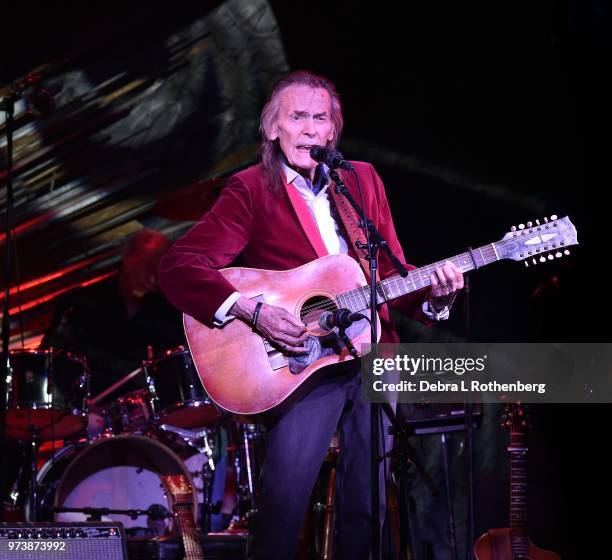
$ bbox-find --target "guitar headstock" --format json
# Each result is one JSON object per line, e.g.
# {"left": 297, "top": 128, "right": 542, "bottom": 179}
{"left": 494, "top": 215, "right": 578, "bottom": 266}
{"left": 161, "top": 474, "right": 193, "bottom": 497}
{"left": 501, "top": 402, "right": 531, "bottom": 434}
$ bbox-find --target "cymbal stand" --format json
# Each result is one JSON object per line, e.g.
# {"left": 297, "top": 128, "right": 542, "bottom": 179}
{"left": 240, "top": 423, "right": 257, "bottom": 514}
{"left": 27, "top": 423, "right": 42, "bottom": 522}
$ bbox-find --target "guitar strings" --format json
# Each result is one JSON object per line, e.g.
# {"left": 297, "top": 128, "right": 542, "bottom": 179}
{"left": 296, "top": 230, "right": 558, "bottom": 316}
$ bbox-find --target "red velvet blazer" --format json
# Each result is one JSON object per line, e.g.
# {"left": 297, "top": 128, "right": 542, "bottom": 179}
{"left": 158, "top": 161, "right": 430, "bottom": 342}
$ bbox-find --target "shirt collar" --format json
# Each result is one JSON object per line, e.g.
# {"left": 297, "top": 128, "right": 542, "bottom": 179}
{"left": 281, "top": 160, "right": 330, "bottom": 192}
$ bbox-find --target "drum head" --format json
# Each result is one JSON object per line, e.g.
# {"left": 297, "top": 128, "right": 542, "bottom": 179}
{"left": 53, "top": 435, "right": 197, "bottom": 533}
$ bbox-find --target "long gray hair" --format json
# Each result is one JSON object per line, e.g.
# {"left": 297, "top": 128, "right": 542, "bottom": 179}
{"left": 260, "top": 70, "right": 344, "bottom": 191}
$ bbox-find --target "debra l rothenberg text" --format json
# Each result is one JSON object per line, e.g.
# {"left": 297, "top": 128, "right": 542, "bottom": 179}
{"left": 371, "top": 379, "right": 547, "bottom": 394}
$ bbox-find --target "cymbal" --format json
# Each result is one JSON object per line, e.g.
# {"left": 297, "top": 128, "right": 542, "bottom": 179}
{"left": 154, "top": 177, "right": 227, "bottom": 221}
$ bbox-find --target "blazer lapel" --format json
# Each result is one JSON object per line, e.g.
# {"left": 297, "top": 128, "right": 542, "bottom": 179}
{"left": 282, "top": 172, "right": 329, "bottom": 259}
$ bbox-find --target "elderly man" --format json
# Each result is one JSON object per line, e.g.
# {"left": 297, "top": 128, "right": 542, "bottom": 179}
{"left": 159, "top": 70, "right": 463, "bottom": 559}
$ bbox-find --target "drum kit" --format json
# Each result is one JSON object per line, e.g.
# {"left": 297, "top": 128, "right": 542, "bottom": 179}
{"left": 2, "top": 345, "right": 262, "bottom": 538}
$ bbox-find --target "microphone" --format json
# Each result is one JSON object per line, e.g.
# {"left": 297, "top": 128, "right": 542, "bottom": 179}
{"left": 310, "top": 146, "right": 354, "bottom": 171}
{"left": 318, "top": 308, "right": 365, "bottom": 331}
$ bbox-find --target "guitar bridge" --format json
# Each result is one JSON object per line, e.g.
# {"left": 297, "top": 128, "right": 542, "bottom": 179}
{"left": 263, "top": 340, "right": 288, "bottom": 370}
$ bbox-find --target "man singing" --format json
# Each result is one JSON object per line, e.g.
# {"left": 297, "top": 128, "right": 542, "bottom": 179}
{"left": 159, "top": 70, "right": 463, "bottom": 559}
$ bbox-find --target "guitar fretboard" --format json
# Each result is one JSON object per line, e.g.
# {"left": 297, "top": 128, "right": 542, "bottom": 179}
{"left": 337, "top": 243, "right": 500, "bottom": 312}
{"left": 175, "top": 503, "right": 204, "bottom": 560}
{"left": 509, "top": 429, "right": 529, "bottom": 556}
{"left": 162, "top": 474, "right": 204, "bottom": 560}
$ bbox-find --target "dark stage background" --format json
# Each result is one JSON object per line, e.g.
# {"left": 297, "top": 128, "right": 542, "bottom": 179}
{"left": 1, "top": 1, "right": 610, "bottom": 558}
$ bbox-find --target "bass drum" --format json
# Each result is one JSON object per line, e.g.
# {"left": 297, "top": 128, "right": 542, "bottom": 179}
{"left": 33, "top": 435, "right": 196, "bottom": 533}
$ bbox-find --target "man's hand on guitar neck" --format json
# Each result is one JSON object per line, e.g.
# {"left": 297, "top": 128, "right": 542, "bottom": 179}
{"left": 428, "top": 261, "right": 464, "bottom": 312}
{"left": 230, "top": 296, "right": 309, "bottom": 354}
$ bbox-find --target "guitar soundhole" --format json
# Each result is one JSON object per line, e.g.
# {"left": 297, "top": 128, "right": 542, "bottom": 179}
{"left": 300, "top": 295, "right": 337, "bottom": 336}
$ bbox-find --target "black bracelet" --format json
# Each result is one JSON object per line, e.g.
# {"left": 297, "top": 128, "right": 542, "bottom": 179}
{"left": 251, "top": 301, "right": 263, "bottom": 328}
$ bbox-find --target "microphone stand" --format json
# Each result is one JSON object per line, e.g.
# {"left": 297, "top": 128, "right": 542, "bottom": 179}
{"left": 0, "top": 87, "right": 20, "bottom": 508}
{"left": 463, "top": 273, "right": 476, "bottom": 560}
{"left": 0, "top": 76, "right": 53, "bottom": 509}
{"left": 328, "top": 168, "right": 408, "bottom": 560}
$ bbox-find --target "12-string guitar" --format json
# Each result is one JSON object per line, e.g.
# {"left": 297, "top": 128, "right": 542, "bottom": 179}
{"left": 184, "top": 215, "right": 578, "bottom": 418}
{"left": 473, "top": 403, "right": 560, "bottom": 560}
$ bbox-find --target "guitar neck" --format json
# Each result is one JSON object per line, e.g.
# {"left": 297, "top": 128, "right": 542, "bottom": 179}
{"left": 175, "top": 504, "right": 204, "bottom": 560}
{"left": 509, "top": 416, "right": 529, "bottom": 557}
{"left": 162, "top": 475, "right": 204, "bottom": 560}
{"left": 337, "top": 243, "right": 499, "bottom": 312}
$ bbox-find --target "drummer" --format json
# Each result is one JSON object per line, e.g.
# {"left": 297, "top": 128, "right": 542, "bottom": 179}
{"left": 42, "top": 229, "right": 185, "bottom": 399}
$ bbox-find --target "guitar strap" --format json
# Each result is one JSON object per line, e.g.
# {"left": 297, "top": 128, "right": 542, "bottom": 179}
{"left": 328, "top": 172, "right": 378, "bottom": 282}
{"left": 281, "top": 167, "right": 377, "bottom": 282}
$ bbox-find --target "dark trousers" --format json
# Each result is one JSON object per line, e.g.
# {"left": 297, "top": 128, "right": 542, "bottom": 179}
{"left": 248, "top": 365, "right": 384, "bottom": 560}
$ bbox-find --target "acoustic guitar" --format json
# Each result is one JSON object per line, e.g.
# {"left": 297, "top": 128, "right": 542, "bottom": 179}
{"left": 184, "top": 216, "right": 578, "bottom": 418}
{"left": 473, "top": 403, "right": 560, "bottom": 560}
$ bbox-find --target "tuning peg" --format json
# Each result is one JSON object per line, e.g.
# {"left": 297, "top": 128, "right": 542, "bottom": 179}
{"left": 548, "top": 254, "right": 554, "bottom": 260}
{"left": 555, "top": 251, "right": 562, "bottom": 258}
{"left": 564, "top": 249, "right": 570, "bottom": 256}
{"left": 532, "top": 258, "right": 537, "bottom": 265}
{"left": 519, "top": 223, "right": 525, "bottom": 229}
{"left": 526, "top": 221, "right": 533, "bottom": 228}
{"left": 511, "top": 226, "right": 517, "bottom": 232}
{"left": 551, "top": 214, "right": 558, "bottom": 221}
{"left": 535, "top": 219, "right": 541, "bottom": 225}
{"left": 543, "top": 217, "right": 549, "bottom": 223}
{"left": 524, "top": 261, "right": 529, "bottom": 267}
{"left": 539, "top": 256, "right": 546, "bottom": 263}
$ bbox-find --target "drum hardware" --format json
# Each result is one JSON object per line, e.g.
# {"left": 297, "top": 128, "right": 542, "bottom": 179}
{"left": 222, "top": 422, "right": 262, "bottom": 533}
{"left": 239, "top": 424, "right": 257, "bottom": 515}
{"left": 4, "top": 344, "right": 256, "bottom": 538}
{"left": 3, "top": 443, "right": 28, "bottom": 509}
{"left": 53, "top": 504, "right": 172, "bottom": 522}
{"left": 159, "top": 424, "right": 215, "bottom": 471}
{"left": 159, "top": 423, "right": 218, "bottom": 533}
{"left": 28, "top": 434, "right": 40, "bottom": 522}
{"left": 297, "top": 434, "right": 340, "bottom": 559}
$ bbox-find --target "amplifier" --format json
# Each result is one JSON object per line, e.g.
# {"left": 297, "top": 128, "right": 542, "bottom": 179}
{"left": 398, "top": 402, "right": 483, "bottom": 435}
{"left": 0, "top": 522, "right": 127, "bottom": 560}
